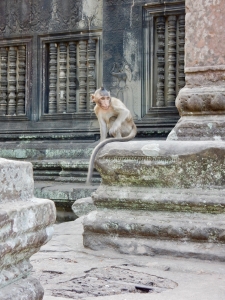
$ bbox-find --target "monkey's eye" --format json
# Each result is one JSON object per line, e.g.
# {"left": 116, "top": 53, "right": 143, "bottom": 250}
{"left": 100, "top": 96, "right": 110, "bottom": 100}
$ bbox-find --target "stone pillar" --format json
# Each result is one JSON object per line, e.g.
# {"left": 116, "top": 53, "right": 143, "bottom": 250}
{"left": 167, "top": 0, "right": 225, "bottom": 141}
{"left": 0, "top": 158, "right": 56, "bottom": 299}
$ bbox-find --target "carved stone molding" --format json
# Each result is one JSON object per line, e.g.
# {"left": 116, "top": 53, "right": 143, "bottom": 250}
{"left": 0, "top": 47, "right": 8, "bottom": 116}
{"left": 167, "top": 15, "right": 177, "bottom": 107}
{"left": 68, "top": 42, "right": 77, "bottom": 113}
{"left": 87, "top": 38, "right": 96, "bottom": 111}
{"left": 49, "top": 43, "right": 57, "bottom": 114}
{"left": 176, "top": 87, "right": 225, "bottom": 116}
{"left": 178, "top": 15, "right": 185, "bottom": 90}
{"left": 7, "top": 46, "right": 17, "bottom": 115}
{"left": 58, "top": 42, "right": 67, "bottom": 113}
{"left": 17, "top": 45, "right": 26, "bottom": 115}
{"left": 168, "top": 84, "right": 225, "bottom": 140}
{"left": 78, "top": 40, "right": 87, "bottom": 112}
{"left": 156, "top": 16, "right": 165, "bottom": 107}
{"left": 185, "top": 70, "right": 225, "bottom": 88}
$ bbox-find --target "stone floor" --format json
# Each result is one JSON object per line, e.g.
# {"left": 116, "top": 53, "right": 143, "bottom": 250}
{"left": 31, "top": 217, "right": 225, "bottom": 300}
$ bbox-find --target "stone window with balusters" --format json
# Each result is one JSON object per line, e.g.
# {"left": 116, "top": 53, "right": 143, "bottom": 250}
{"left": 143, "top": 1, "right": 185, "bottom": 120}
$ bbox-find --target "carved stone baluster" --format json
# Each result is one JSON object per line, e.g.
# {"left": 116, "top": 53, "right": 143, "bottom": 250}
{"left": 78, "top": 40, "right": 87, "bottom": 112}
{"left": 0, "top": 47, "right": 8, "bottom": 115}
{"left": 17, "top": 45, "right": 26, "bottom": 115}
{"left": 68, "top": 42, "right": 76, "bottom": 113}
{"left": 167, "top": 16, "right": 177, "bottom": 107}
{"left": 58, "top": 42, "right": 67, "bottom": 113}
{"left": 49, "top": 43, "right": 57, "bottom": 114}
{"left": 7, "top": 46, "right": 17, "bottom": 115}
{"left": 156, "top": 16, "right": 165, "bottom": 107}
{"left": 178, "top": 15, "right": 185, "bottom": 90}
{"left": 87, "top": 38, "right": 96, "bottom": 111}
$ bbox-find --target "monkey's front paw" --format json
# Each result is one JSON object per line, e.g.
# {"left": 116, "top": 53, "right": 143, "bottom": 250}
{"left": 109, "top": 126, "right": 119, "bottom": 136}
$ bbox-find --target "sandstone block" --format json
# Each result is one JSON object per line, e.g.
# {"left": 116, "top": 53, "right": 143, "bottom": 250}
{"left": 0, "top": 158, "right": 56, "bottom": 299}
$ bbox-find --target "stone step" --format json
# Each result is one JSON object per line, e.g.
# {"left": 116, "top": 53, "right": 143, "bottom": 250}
{"left": 34, "top": 181, "right": 98, "bottom": 222}
{"left": 0, "top": 141, "right": 96, "bottom": 160}
{"left": 92, "top": 185, "right": 225, "bottom": 214}
{"left": 83, "top": 209, "right": 225, "bottom": 261}
{"left": 32, "top": 159, "right": 101, "bottom": 182}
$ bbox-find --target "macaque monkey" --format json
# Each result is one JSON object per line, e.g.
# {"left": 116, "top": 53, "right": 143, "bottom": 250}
{"left": 86, "top": 87, "right": 137, "bottom": 184}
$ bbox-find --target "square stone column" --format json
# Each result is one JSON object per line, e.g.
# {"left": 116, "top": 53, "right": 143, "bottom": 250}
{"left": 167, "top": 0, "right": 225, "bottom": 141}
{"left": 0, "top": 158, "right": 56, "bottom": 299}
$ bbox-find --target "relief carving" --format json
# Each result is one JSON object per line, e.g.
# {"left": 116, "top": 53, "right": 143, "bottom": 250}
{"left": 176, "top": 91, "right": 225, "bottom": 115}
{"left": 186, "top": 95, "right": 204, "bottom": 112}
{"left": 0, "top": 0, "right": 82, "bottom": 34}
{"left": 0, "top": 2, "right": 7, "bottom": 33}
{"left": 110, "top": 62, "right": 136, "bottom": 116}
{"left": 210, "top": 94, "right": 225, "bottom": 111}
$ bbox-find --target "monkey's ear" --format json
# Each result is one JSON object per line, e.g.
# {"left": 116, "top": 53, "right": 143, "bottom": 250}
{"left": 91, "top": 94, "right": 95, "bottom": 102}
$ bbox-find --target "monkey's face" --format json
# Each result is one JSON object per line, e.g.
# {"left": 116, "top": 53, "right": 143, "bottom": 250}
{"left": 98, "top": 96, "right": 111, "bottom": 110}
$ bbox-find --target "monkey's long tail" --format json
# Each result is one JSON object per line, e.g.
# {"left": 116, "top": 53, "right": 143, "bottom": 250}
{"left": 86, "top": 124, "right": 137, "bottom": 185}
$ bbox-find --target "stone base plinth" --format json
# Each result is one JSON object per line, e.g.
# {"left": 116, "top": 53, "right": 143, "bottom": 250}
{"left": 84, "top": 209, "right": 225, "bottom": 261}
{"left": 0, "top": 277, "right": 44, "bottom": 300}
{"left": 0, "top": 158, "right": 56, "bottom": 299}
{"left": 167, "top": 85, "right": 225, "bottom": 141}
{"left": 83, "top": 141, "right": 225, "bottom": 260}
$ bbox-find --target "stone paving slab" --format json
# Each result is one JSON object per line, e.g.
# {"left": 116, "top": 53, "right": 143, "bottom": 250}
{"left": 31, "top": 218, "right": 225, "bottom": 300}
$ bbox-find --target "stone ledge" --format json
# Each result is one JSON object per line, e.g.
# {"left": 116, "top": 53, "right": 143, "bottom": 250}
{"left": 95, "top": 141, "right": 225, "bottom": 188}
{"left": 93, "top": 185, "right": 225, "bottom": 213}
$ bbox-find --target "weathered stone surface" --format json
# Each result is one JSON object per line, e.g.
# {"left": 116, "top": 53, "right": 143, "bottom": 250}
{"left": 72, "top": 197, "right": 96, "bottom": 217}
{"left": 83, "top": 209, "right": 225, "bottom": 261}
{"left": 0, "top": 277, "right": 44, "bottom": 300}
{"left": 31, "top": 219, "right": 225, "bottom": 300}
{"left": 94, "top": 141, "right": 225, "bottom": 188}
{"left": 92, "top": 185, "right": 225, "bottom": 214}
{"left": 0, "top": 158, "right": 34, "bottom": 201}
{"left": 169, "top": 0, "right": 225, "bottom": 140}
{"left": 83, "top": 141, "right": 225, "bottom": 260}
{"left": 185, "top": 0, "right": 225, "bottom": 68}
{"left": 0, "top": 158, "right": 56, "bottom": 299}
